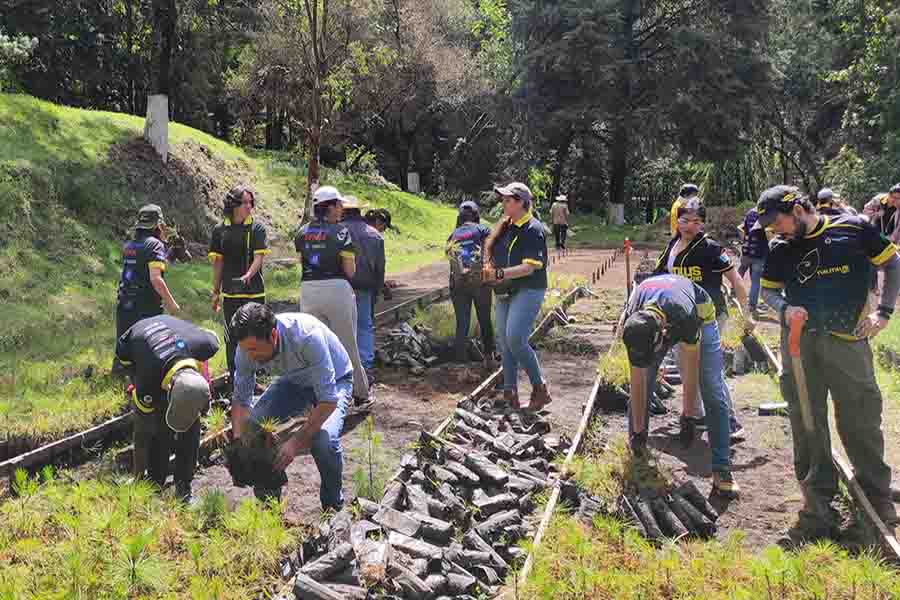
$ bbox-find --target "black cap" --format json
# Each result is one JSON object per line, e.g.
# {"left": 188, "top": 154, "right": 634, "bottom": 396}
{"left": 752, "top": 185, "right": 803, "bottom": 230}
{"left": 622, "top": 311, "right": 662, "bottom": 368}
{"left": 890, "top": 183, "right": 900, "bottom": 195}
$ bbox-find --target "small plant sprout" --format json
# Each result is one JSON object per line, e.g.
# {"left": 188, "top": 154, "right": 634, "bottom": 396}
{"left": 350, "top": 416, "right": 391, "bottom": 501}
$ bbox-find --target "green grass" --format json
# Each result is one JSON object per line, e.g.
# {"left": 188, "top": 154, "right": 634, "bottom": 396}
{"left": 0, "top": 468, "right": 298, "bottom": 599}
{"left": 0, "top": 93, "right": 458, "bottom": 441}
{"left": 523, "top": 512, "right": 899, "bottom": 600}
{"left": 567, "top": 214, "right": 664, "bottom": 248}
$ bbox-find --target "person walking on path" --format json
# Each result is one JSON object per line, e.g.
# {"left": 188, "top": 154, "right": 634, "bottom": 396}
{"left": 295, "top": 186, "right": 370, "bottom": 405}
{"left": 115, "top": 315, "right": 219, "bottom": 502}
{"left": 340, "top": 195, "right": 385, "bottom": 384}
{"left": 483, "top": 182, "right": 551, "bottom": 411}
{"left": 619, "top": 274, "right": 739, "bottom": 497}
{"left": 737, "top": 205, "right": 770, "bottom": 318}
{"left": 550, "top": 194, "right": 570, "bottom": 250}
{"left": 209, "top": 185, "right": 270, "bottom": 382}
{"left": 447, "top": 201, "right": 495, "bottom": 367}
{"left": 757, "top": 185, "right": 900, "bottom": 545}
{"left": 115, "top": 205, "right": 180, "bottom": 366}
{"left": 229, "top": 303, "right": 351, "bottom": 509}
{"left": 654, "top": 197, "right": 753, "bottom": 441}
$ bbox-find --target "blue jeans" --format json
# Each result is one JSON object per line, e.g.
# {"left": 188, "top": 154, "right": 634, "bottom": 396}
{"left": 630, "top": 321, "right": 731, "bottom": 472}
{"left": 748, "top": 258, "right": 765, "bottom": 310}
{"left": 355, "top": 289, "right": 375, "bottom": 370}
{"left": 250, "top": 375, "right": 351, "bottom": 510}
{"left": 495, "top": 287, "right": 545, "bottom": 391}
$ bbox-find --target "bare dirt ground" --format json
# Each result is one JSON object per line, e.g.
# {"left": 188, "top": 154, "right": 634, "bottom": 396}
{"left": 191, "top": 249, "right": 617, "bottom": 525}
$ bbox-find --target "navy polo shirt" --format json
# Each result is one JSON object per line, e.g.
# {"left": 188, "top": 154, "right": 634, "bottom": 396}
{"left": 295, "top": 221, "right": 355, "bottom": 281}
{"left": 492, "top": 213, "right": 548, "bottom": 290}
{"left": 208, "top": 216, "right": 270, "bottom": 299}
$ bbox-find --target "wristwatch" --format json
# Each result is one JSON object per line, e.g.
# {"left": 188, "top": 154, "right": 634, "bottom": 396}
{"left": 495, "top": 268, "right": 505, "bottom": 281}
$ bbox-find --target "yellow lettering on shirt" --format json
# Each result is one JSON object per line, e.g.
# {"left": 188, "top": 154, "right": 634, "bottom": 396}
{"left": 817, "top": 265, "right": 850, "bottom": 276}
{"left": 671, "top": 265, "right": 703, "bottom": 281}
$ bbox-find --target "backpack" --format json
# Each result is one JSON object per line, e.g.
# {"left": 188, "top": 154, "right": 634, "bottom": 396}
{"left": 447, "top": 240, "right": 484, "bottom": 290}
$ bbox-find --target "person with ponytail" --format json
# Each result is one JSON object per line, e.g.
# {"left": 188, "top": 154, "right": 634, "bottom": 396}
{"left": 482, "top": 182, "right": 550, "bottom": 411}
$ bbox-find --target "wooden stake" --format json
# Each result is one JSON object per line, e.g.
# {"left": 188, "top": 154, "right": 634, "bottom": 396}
{"left": 625, "top": 238, "right": 632, "bottom": 298}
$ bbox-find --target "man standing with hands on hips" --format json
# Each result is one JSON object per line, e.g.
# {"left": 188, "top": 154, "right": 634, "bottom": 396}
{"left": 757, "top": 185, "right": 900, "bottom": 544}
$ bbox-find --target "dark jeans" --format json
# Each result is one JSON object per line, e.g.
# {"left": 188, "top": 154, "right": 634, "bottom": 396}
{"left": 450, "top": 285, "right": 495, "bottom": 362}
{"left": 223, "top": 297, "right": 263, "bottom": 377}
{"left": 553, "top": 224, "right": 568, "bottom": 249}
{"left": 132, "top": 399, "right": 201, "bottom": 489}
{"left": 116, "top": 300, "right": 163, "bottom": 339}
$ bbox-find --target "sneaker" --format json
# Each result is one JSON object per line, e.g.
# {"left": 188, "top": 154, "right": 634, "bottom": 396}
{"left": 678, "top": 415, "right": 697, "bottom": 448}
{"left": 730, "top": 423, "right": 746, "bottom": 442}
{"left": 630, "top": 430, "right": 649, "bottom": 458}
{"left": 712, "top": 469, "right": 740, "bottom": 498}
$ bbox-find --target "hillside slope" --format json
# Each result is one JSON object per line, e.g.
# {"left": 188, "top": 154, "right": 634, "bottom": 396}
{"left": 0, "top": 94, "right": 457, "bottom": 440}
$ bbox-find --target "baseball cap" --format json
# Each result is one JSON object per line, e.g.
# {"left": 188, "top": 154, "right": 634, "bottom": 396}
{"left": 817, "top": 188, "right": 834, "bottom": 203}
{"left": 679, "top": 183, "right": 699, "bottom": 198}
{"left": 341, "top": 195, "right": 369, "bottom": 210}
{"left": 165, "top": 367, "right": 211, "bottom": 432}
{"left": 676, "top": 197, "right": 706, "bottom": 221}
{"left": 135, "top": 204, "right": 166, "bottom": 230}
{"left": 459, "top": 200, "right": 480, "bottom": 214}
{"left": 494, "top": 182, "right": 533, "bottom": 204}
{"left": 556, "top": 194, "right": 568, "bottom": 202}
{"left": 890, "top": 183, "right": 900, "bottom": 195}
{"left": 313, "top": 186, "right": 344, "bottom": 207}
{"left": 622, "top": 311, "right": 663, "bottom": 368}
{"left": 752, "top": 185, "right": 802, "bottom": 230}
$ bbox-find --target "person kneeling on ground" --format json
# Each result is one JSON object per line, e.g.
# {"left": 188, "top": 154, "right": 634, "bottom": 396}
{"left": 115, "top": 315, "right": 219, "bottom": 502}
{"left": 619, "top": 274, "right": 738, "bottom": 497}
{"left": 228, "top": 302, "right": 351, "bottom": 510}
{"left": 756, "top": 185, "right": 900, "bottom": 544}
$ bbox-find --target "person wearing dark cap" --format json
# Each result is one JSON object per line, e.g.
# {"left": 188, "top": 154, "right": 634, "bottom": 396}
{"left": 115, "top": 315, "right": 219, "bottom": 501}
{"left": 618, "top": 274, "right": 738, "bottom": 497}
{"left": 757, "top": 185, "right": 900, "bottom": 544}
{"left": 295, "top": 186, "right": 370, "bottom": 406}
{"left": 115, "top": 205, "right": 180, "bottom": 345}
{"left": 737, "top": 204, "right": 770, "bottom": 317}
{"left": 447, "top": 201, "right": 495, "bottom": 367}
{"left": 209, "top": 185, "right": 270, "bottom": 383}
{"left": 670, "top": 183, "right": 699, "bottom": 237}
{"left": 654, "top": 197, "right": 752, "bottom": 441}
{"left": 341, "top": 195, "right": 386, "bottom": 382}
{"left": 815, "top": 188, "right": 856, "bottom": 216}
{"left": 550, "top": 195, "right": 570, "bottom": 250}
{"left": 482, "top": 182, "right": 550, "bottom": 410}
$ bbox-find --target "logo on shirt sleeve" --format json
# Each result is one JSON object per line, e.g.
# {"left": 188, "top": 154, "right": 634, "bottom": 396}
{"left": 796, "top": 248, "right": 820, "bottom": 284}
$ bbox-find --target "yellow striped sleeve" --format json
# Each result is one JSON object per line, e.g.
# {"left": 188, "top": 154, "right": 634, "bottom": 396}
{"left": 697, "top": 302, "right": 716, "bottom": 324}
{"left": 254, "top": 249, "right": 272, "bottom": 255}
{"left": 148, "top": 261, "right": 166, "bottom": 271}
{"left": 523, "top": 258, "right": 544, "bottom": 267}
{"left": 761, "top": 278, "right": 784, "bottom": 289}
{"left": 118, "top": 359, "right": 133, "bottom": 366}
{"left": 870, "top": 243, "right": 899, "bottom": 266}
{"left": 339, "top": 251, "right": 355, "bottom": 259}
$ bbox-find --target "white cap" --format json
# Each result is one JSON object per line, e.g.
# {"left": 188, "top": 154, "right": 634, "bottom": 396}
{"left": 313, "top": 186, "right": 344, "bottom": 206}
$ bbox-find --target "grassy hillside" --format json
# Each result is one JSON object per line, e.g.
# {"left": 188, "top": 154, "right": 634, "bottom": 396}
{"left": 0, "top": 94, "right": 457, "bottom": 440}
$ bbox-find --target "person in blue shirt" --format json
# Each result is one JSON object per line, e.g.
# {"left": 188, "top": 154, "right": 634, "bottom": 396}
{"left": 447, "top": 201, "right": 495, "bottom": 367}
{"left": 737, "top": 205, "right": 770, "bottom": 317}
{"left": 229, "top": 302, "right": 352, "bottom": 510}
{"left": 482, "top": 182, "right": 550, "bottom": 411}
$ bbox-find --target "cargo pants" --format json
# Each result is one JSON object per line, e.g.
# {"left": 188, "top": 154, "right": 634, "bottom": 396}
{"left": 132, "top": 397, "right": 201, "bottom": 491}
{"left": 778, "top": 329, "right": 893, "bottom": 521}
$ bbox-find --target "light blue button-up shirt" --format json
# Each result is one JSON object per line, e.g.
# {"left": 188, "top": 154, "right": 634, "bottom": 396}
{"left": 233, "top": 313, "right": 353, "bottom": 408}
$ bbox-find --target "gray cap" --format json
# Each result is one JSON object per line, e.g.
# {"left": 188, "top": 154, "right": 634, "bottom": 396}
{"left": 135, "top": 204, "right": 166, "bottom": 230}
{"left": 817, "top": 188, "right": 834, "bottom": 202}
{"left": 459, "top": 200, "right": 480, "bottom": 213}
{"left": 165, "top": 368, "right": 210, "bottom": 432}
{"left": 494, "top": 182, "right": 533, "bottom": 204}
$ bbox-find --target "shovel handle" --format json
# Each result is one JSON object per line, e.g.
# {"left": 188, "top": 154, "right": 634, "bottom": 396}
{"left": 787, "top": 310, "right": 806, "bottom": 358}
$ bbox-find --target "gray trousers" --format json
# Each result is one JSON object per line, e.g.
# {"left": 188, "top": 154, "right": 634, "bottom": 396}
{"left": 300, "top": 279, "right": 369, "bottom": 399}
{"left": 779, "top": 329, "right": 892, "bottom": 518}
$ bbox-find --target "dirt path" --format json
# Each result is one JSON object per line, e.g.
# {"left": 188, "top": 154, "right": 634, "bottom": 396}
{"left": 191, "top": 249, "right": 617, "bottom": 524}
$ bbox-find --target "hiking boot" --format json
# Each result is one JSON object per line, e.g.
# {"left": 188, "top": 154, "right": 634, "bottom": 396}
{"left": 678, "top": 415, "right": 697, "bottom": 448}
{"left": 528, "top": 383, "right": 553, "bottom": 412}
{"left": 504, "top": 389, "right": 521, "bottom": 410}
{"left": 630, "top": 430, "right": 649, "bottom": 458}
{"left": 175, "top": 481, "right": 193, "bottom": 504}
{"left": 712, "top": 469, "right": 740, "bottom": 498}
{"left": 730, "top": 422, "right": 747, "bottom": 442}
{"left": 777, "top": 511, "right": 837, "bottom": 550}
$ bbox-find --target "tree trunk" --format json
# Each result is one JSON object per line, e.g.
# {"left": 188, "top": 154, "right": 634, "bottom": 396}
{"left": 607, "top": 0, "right": 638, "bottom": 211}
{"left": 152, "top": 0, "right": 177, "bottom": 96}
{"left": 550, "top": 128, "right": 574, "bottom": 200}
{"left": 125, "top": 0, "right": 136, "bottom": 115}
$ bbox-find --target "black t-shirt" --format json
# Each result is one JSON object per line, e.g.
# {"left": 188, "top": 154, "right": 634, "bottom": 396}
{"left": 117, "top": 232, "right": 168, "bottom": 307}
{"left": 654, "top": 233, "right": 733, "bottom": 316}
{"left": 115, "top": 315, "right": 220, "bottom": 409}
{"left": 491, "top": 214, "right": 548, "bottom": 290}
{"left": 624, "top": 274, "right": 716, "bottom": 353}
{"left": 448, "top": 223, "right": 491, "bottom": 268}
{"left": 295, "top": 220, "right": 355, "bottom": 281}
{"left": 762, "top": 215, "right": 898, "bottom": 338}
{"left": 209, "top": 217, "right": 269, "bottom": 299}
